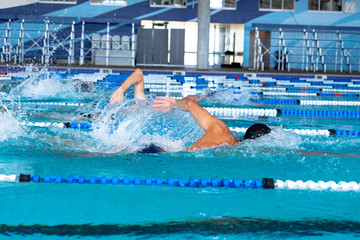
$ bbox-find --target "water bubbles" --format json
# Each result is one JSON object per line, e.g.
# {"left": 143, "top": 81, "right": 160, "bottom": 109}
{"left": 9, "top": 69, "right": 93, "bottom": 101}
{"left": 241, "top": 127, "right": 302, "bottom": 150}
{"left": 198, "top": 86, "right": 251, "bottom": 106}
{"left": 0, "top": 100, "right": 26, "bottom": 142}
{"left": 82, "top": 97, "right": 199, "bottom": 154}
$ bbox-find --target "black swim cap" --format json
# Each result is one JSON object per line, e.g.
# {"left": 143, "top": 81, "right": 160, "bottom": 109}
{"left": 243, "top": 123, "right": 271, "bottom": 140}
{"left": 138, "top": 143, "right": 165, "bottom": 154}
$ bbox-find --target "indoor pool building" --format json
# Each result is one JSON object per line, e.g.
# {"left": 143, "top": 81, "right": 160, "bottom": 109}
{"left": 0, "top": 0, "right": 359, "bottom": 239}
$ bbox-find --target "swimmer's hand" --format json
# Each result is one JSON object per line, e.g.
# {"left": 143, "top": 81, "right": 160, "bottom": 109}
{"left": 152, "top": 97, "right": 176, "bottom": 112}
{"left": 110, "top": 87, "right": 125, "bottom": 104}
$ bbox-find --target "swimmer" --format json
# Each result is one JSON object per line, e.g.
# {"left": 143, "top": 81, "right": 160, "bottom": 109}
{"left": 110, "top": 69, "right": 271, "bottom": 152}
{"left": 72, "top": 79, "right": 93, "bottom": 92}
{"left": 152, "top": 97, "right": 271, "bottom": 151}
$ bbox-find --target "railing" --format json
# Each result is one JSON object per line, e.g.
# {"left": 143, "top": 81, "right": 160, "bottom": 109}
{"left": 0, "top": 19, "right": 136, "bottom": 67}
{"left": 253, "top": 26, "right": 360, "bottom": 73}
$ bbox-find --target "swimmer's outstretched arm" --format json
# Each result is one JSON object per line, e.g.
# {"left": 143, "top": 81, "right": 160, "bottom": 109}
{"left": 153, "top": 96, "right": 217, "bottom": 130}
{"left": 110, "top": 68, "right": 145, "bottom": 103}
{"left": 151, "top": 94, "right": 207, "bottom": 111}
{"left": 153, "top": 96, "right": 237, "bottom": 151}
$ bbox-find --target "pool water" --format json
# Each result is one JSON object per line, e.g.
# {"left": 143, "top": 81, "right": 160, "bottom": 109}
{"left": 0, "top": 69, "right": 360, "bottom": 239}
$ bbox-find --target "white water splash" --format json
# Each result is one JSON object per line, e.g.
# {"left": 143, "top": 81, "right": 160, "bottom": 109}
{"left": 9, "top": 70, "right": 91, "bottom": 100}
{"left": 81, "top": 100, "right": 185, "bottom": 153}
{"left": 0, "top": 106, "right": 25, "bottom": 142}
{"left": 86, "top": 99, "right": 197, "bottom": 154}
{"left": 241, "top": 127, "right": 302, "bottom": 150}
{"left": 199, "top": 86, "right": 251, "bottom": 106}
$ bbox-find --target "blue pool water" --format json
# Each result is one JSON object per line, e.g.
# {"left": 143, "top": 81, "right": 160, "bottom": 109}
{"left": 0, "top": 69, "right": 360, "bottom": 239}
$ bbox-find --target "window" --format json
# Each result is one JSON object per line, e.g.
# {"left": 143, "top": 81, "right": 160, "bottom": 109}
{"left": 210, "top": 0, "right": 236, "bottom": 9}
{"left": 150, "top": 0, "right": 187, "bottom": 7}
{"left": 308, "top": 0, "right": 342, "bottom": 11}
{"left": 39, "top": 0, "right": 76, "bottom": 3}
{"left": 91, "top": 0, "right": 127, "bottom": 6}
{"left": 259, "top": 0, "right": 295, "bottom": 10}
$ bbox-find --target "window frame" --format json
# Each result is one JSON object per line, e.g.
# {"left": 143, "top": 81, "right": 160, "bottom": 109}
{"left": 90, "top": 0, "right": 127, "bottom": 6}
{"left": 258, "top": 0, "right": 296, "bottom": 12}
{"left": 308, "top": 0, "right": 344, "bottom": 12}
{"left": 210, "top": 0, "right": 237, "bottom": 10}
{"left": 149, "top": 0, "right": 187, "bottom": 8}
{"left": 39, "top": 0, "right": 77, "bottom": 4}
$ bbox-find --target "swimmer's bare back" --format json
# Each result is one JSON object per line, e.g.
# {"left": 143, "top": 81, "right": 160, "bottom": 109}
{"left": 153, "top": 96, "right": 239, "bottom": 152}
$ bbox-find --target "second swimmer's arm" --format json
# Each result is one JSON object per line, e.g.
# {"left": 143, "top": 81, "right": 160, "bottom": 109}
{"left": 110, "top": 68, "right": 145, "bottom": 103}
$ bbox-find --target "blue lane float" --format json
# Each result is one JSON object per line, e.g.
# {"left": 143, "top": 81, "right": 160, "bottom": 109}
{"left": 251, "top": 99, "right": 299, "bottom": 105}
{"left": 18, "top": 174, "right": 266, "bottom": 189}
{"left": 280, "top": 109, "right": 360, "bottom": 118}
{"left": 0, "top": 174, "right": 357, "bottom": 192}
{"left": 251, "top": 92, "right": 360, "bottom": 97}
{"left": 251, "top": 99, "right": 360, "bottom": 106}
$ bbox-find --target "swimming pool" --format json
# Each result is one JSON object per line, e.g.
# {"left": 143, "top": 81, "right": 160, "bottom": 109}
{"left": 0, "top": 67, "right": 360, "bottom": 239}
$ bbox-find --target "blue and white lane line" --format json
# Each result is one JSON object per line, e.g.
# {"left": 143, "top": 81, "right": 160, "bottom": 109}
{"left": 0, "top": 174, "right": 359, "bottom": 192}
{"left": 20, "top": 121, "right": 360, "bottom": 137}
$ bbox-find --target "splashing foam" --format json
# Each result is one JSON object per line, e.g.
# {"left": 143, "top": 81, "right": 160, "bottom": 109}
{"left": 0, "top": 108, "right": 25, "bottom": 142}
{"left": 198, "top": 86, "right": 251, "bottom": 106}
{"left": 9, "top": 70, "right": 88, "bottom": 100}
{"left": 241, "top": 127, "right": 302, "bottom": 150}
{"left": 87, "top": 99, "right": 197, "bottom": 154}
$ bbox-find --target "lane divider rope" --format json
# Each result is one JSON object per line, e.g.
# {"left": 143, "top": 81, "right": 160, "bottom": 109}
{"left": 229, "top": 127, "right": 360, "bottom": 137}
{"left": 204, "top": 107, "right": 278, "bottom": 117}
{"left": 18, "top": 102, "right": 85, "bottom": 106}
{"left": 0, "top": 174, "right": 359, "bottom": 192}
{"left": 204, "top": 107, "right": 360, "bottom": 119}
{"left": 251, "top": 99, "right": 360, "bottom": 106}
{"left": 22, "top": 105, "right": 358, "bottom": 120}
{"left": 258, "top": 92, "right": 359, "bottom": 97}
{"left": 20, "top": 121, "right": 360, "bottom": 137}
{"left": 10, "top": 99, "right": 360, "bottom": 108}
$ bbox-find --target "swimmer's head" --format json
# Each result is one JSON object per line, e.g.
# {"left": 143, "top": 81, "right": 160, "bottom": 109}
{"left": 74, "top": 81, "right": 92, "bottom": 92}
{"left": 138, "top": 143, "right": 165, "bottom": 154}
{"left": 243, "top": 123, "right": 271, "bottom": 140}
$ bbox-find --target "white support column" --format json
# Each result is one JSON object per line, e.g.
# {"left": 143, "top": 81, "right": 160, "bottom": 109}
{"left": 46, "top": 21, "right": 50, "bottom": 64}
{"left": 311, "top": 29, "right": 316, "bottom": 72}
{"left": 253, "top": 27, "right": 259, "bottom": 70}
{"left": 197, "top": 0, "right": 210, "bottom": 70}
{"left": 315, "top": 33, "right": 320, "bottom": 72}
{"left": 80, "top": 21, "right": 85, "bottom": 65}
{"left": 339, "top": 32, "right": 343, "bottom": 72}
{"left": 68, "top": 21, "right": 75, "bottom": 65}
{"left": 302, "top": 29, "right": 306, "bottom": 71}
{"left": 306, "top": 30, "right": 310, "bottom": 72}
{"left": 335, "top": 31, "right": 339, "bottom": 72}
{"left": 42, "top": 21, "right": 49, "bottom": 65}
{"left": 131, "top": 23, "right": 136, "bottom": 67}
{"left": 256, "top": 42, "right": 262, "bottom": 70}
{"left": 280, "top": 29, "right": 286, "bottom": 71}
{"left": 5, "top": 19, "right": 12, "bottom": 62}
{"left": 19, "top": 19, "right": 25, "bottom": 63}
{"left": 105, "top": 22, "right": 110, "bottom": 67}
{"left": 278, "top": 28, "right": 284, "bottom": 71}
